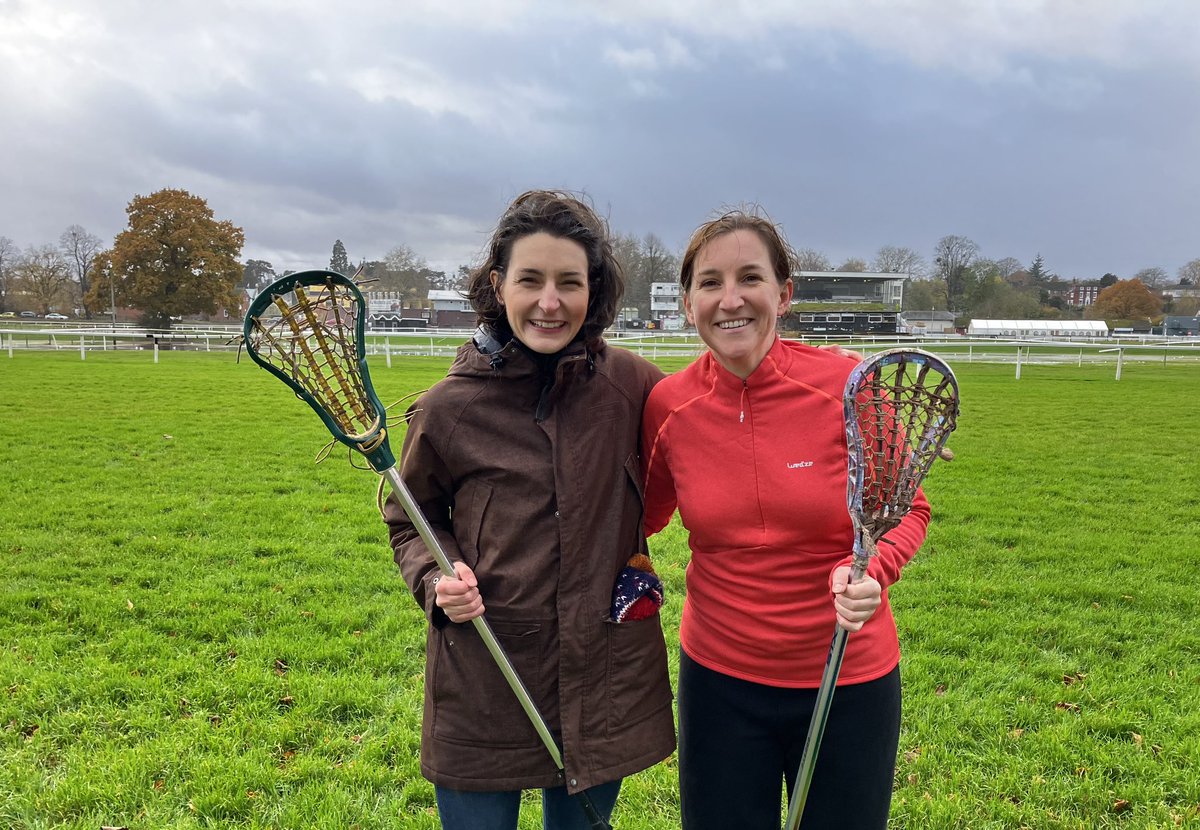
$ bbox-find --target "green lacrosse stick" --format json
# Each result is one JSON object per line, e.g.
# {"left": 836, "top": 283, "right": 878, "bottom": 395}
{"left": 242, "top": 270, "right": 611, "bottom": 830}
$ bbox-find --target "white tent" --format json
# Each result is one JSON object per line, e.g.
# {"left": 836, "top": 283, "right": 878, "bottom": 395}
{"left": 968, "top": 319, "right": 1109, "bottom": 337}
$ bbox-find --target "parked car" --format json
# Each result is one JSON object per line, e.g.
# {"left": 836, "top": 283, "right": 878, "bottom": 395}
{"left": 45, "top": 312, "right": 69, "bottom": 320}
{"left": 0, "top": 311, "right": 15, "bottom": 318}
{"left": 19, "top": 311, "right": 36, "bottom": 318}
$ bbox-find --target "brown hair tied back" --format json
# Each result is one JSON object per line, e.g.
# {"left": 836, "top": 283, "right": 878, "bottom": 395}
{"left": 679, "top": 207, "right": 797, "bottom": 292}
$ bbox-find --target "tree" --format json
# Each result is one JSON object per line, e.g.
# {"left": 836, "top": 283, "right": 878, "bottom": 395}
{"left": 836, "top": 257, "right": 867, "bottom": 272}
{"left": 1088, "top": 278, "right": 1162, "bottom": 320}
{"left": 453, "top": 264, "right": 472, "bottom": 291}
{"left": 872, "top": 245, "right": 926, "bottom": 278}
{"left": 969, "top": 275, "right": 1040, "bottom": 319}
{"left": 329, "top": 240, "right": 350, "bottom": 275}
{"left": 794, "top": 248, "right": 831, "bottom": 271}
{"left": 0, "top": 235, "right": 16, "bottom": 312}
{"left": 59, "top": 225, "right": 103, "bottom": 318}
{"left": 641, "top": 233, "right": 677, "bottom": 284}
{"left": 1026, "top": 253, "right": 1052, "bottom": 286}
{"left": 902, "top": 278, "right": 947, "bottom": 311}
{"left": 1099, "top": 273, "right": 1119, "bottom": 288}
{"left": 423, "top": 270, "right": 448, "bottom": 290}
{"left": 611, "top": 233, "right": 647, "bottom": 316}
{"left": 17, "top": 245, "right": 73, "bottom": 313}
{"left": 995, "top": 257, "right": 1023, "bottom": 281}
{"left": 1177, "top": 258, "right": 1200, "bottom": 285}
{"left": 87, "top": 188, "right": 244, "bottom": 328}
{"left": 380, "top": 244, "right": 431, "bottom": 302}
{"left": 242, "top": 259, "right": 276, "bottom": 289}
{"left": 933, "top": 235, "right": 979, "bottom": 311}
{"left": 1133, "top": 267, "right": 1168, "bottom": 289}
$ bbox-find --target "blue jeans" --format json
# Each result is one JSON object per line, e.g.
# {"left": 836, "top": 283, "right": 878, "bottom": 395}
{"left": 434, "top": 779, "right": 622, "bottom": 830}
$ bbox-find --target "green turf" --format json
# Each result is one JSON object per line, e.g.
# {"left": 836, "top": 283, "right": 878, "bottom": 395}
{"left": 1, "top": 350, "right": 1198, "bottom": 829}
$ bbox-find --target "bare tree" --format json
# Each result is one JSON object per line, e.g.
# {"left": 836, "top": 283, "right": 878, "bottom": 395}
{"left": 0, "top": 235, "right": 16, "bottom": 312}
{"left": 18, "top": 245, "right": 73, "bottom": 314}
{"left": 641, "top": 233, "right": 677, "bottom": 284}
{"left": 794, "top": 248, "right": 831, "bottom": 271}
{"left": 59, "top": 224, "right": 103, "bottom": 318}
{"left": 611, "top": 232, "right": 647, "bottom": 316}
{"left": 933, "top": 235, "right": 980, "bottom": 311}
{"left": 836, "top": 257, "right": 867, "bottom": 272}
{"left": 1133, "top": 266, "right": 1168, "bottom": 289}
{"left": 995, "top": 257, "right": 1024, "bottom": 280}
{"left": 1176, "top": 258, "right": 1200, "bottom": 285}
{"left": 873, "top": 245, "right": 927, "bottom": 278}
{"left": 381, "top": 243, "right": 431, "bottom": 302}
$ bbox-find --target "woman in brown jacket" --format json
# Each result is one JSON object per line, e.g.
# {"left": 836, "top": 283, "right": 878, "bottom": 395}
{"left": 384, "top": 190, "right": 676, "bottom": 829}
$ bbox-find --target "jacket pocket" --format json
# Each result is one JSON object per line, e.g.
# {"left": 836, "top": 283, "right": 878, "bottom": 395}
{"left": 623, "top": 452, "right": 645, "bottom": 504}
{"left": 603, "top": 615, "right": 672, "bottom": 735}
{"left": 430, "top": 617, "right": 553, "bottom": 748}
{"left": 451, "top": 480, "right": 492, "bottom": 570}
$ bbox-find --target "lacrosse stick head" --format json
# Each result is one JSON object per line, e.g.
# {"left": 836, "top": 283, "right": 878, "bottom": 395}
{"left": 844, "top": 348, "right": 959, "bottom": 571}
{"left": 242, "top": 270, "right": 396, "bottom": 472}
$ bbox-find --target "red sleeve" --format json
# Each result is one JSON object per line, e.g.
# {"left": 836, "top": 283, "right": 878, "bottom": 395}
{"left": 641, "top": 387, "right": 677, "bottom": 537}
{"left": 865, "top": 485, "right": 930, "bottom": 588}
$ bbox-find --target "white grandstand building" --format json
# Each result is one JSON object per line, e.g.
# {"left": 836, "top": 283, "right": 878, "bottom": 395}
{"left": 967, "top": 319, "right": 1109, "bottom": 337}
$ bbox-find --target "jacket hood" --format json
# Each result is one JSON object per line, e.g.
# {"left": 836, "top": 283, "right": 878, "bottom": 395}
{"left": 447, "top": 325, "right": 606, "bottom": 380}
{"left": 447, "top": 325, "right": 608, "bottom": 421}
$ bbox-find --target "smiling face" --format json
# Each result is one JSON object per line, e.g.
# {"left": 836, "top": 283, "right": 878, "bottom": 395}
{"left": 492, "top": 231, "right": 590, "bottom": 354}
{"left": 684, "top": 228, "right": 793, "bottom": 378}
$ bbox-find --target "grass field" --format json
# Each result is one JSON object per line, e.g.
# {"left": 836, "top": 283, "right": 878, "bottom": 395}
{"left": 2, "top": 349, "right": 1199, "bottom": 829}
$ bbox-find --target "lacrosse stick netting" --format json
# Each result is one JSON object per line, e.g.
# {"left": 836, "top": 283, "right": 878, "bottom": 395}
{"left": 242, "top": 270, "right": 395, "bottom": 471}
{"left": 785, "top": 348, "right": 959, "bottom": 830}
{"left": 241, "top": 271, "right": 612, "bottom": 830}
{"left": 845, "top": 348, "right": 960, "bottom": 574}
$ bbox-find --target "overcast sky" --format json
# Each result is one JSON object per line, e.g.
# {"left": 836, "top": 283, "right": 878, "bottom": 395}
{"left": 2, "top": 0, "right": 1197, "bottom": 282}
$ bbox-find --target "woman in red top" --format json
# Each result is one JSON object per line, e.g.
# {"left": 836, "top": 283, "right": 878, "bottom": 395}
{"left": 642, "top": 210, "right": 929, "bottom": 829}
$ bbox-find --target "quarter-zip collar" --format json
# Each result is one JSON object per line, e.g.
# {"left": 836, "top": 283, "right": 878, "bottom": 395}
{"left": 703, "top": 334, "right": 793, "bottom": 395}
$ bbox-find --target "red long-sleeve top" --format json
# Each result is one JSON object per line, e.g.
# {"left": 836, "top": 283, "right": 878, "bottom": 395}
{"left": 642, "top": 337, "right": 929, "bottom": 687}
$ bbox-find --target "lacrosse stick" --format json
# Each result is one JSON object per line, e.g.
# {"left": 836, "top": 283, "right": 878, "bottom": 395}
{"left": 785, "top": 348, "right": 959, "bottom": 830}
{"left": 242, "top": 270, "right": 612, "bottom": 830}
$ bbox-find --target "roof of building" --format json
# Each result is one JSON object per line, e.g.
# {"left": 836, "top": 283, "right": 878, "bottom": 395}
{"left": 900, "top": 311, "right": 956, "bottom": 321}
{"left": 968, "top": 319, "right": 1109, "bottom": 332}
{"left": 794, "top": 271, "right": 907, "bottom": 282}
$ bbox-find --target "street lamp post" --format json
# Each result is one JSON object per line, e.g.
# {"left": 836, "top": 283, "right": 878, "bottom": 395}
{"left": 110, "top": 279, "right": 117, "bottom": 328}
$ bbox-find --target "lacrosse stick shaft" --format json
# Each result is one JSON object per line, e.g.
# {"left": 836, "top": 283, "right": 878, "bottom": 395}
{"left": 381, "top": 466, "right": 562, "bottom": 765}
{"left": 783, "top": 558, "right": 866, "bottom": 830}
{"left": 381, "top": 466, "right": 612, "bottom": 830}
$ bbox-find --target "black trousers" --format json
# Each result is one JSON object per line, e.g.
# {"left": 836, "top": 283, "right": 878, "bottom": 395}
{"left": 678, "top": 650, "right": 901, "bottom": 830}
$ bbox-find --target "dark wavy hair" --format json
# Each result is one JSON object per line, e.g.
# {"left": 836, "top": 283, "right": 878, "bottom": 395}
{"left": 679, "top": 208, "right": 796, "bottom": 292}
{"left": 465, "top": 190, "right": 623, "bottom": 348}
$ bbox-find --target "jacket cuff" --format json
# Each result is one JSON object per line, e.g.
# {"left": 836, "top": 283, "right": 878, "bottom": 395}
{"left": 423, "top": 569, "right": 452, "bottom": 629}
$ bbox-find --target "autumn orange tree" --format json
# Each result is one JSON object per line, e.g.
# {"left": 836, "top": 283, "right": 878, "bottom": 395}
{"left": 88, "top": 188, "right": 244, "bottom": 328}
{"left": 1087, "top": 277, "right": 1162, "bottom": 321}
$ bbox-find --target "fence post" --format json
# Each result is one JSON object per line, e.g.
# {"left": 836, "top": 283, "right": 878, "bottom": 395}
{"left": 154, "top": 340, "right": 159, "bottom": 364}
{"left": 80, "top": 335, "right": 86, "bottom": 361}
